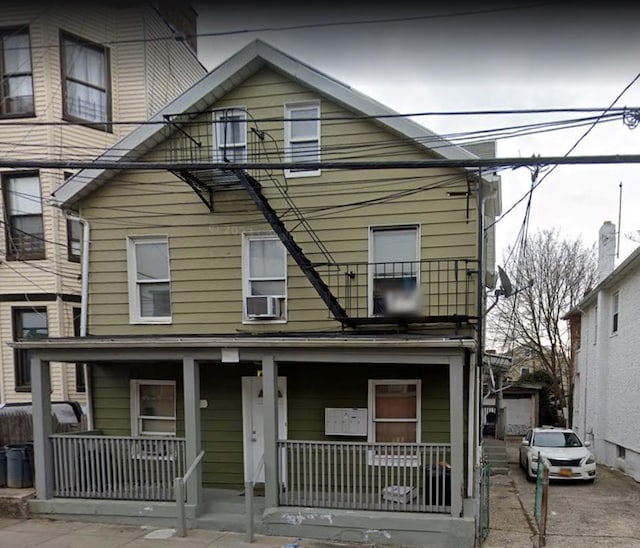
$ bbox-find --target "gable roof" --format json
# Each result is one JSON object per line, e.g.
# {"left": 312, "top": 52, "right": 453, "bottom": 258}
{"left": 52, "top": 39, "right": 479, "bottom": 209}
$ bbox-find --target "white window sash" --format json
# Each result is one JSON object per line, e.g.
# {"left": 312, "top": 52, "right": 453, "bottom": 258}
{"left": 368, "top": 379, "right": 422, "bottom": 444}
{"left": 213, "top": 108, "right": 247, "bottom": 162}
{"left": 284, "top": 102, "right": 320, "bottom": 177}
{"left": 130, "top": 379, "right": 176, "bottom": 438}
{"left": 127, "top": 237, "right": 172, "bottom": 323}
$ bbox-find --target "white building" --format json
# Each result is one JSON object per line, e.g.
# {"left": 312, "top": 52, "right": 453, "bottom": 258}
{"left": 568, "top": 221, "right": 640, "bottom": 481}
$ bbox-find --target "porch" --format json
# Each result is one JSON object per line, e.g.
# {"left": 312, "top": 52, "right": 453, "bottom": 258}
{"left": 21, "top": 336, "right": 476, "bottom": 546}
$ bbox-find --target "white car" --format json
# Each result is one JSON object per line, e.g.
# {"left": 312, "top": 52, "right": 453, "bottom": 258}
{"left": 519, "top": 427, "right": 596, "bottom": 482}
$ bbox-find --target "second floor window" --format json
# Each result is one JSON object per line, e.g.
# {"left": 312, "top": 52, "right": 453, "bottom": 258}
{"left": 612, "top": 291, "right": 619, "bottom": 333}
{"left": 67, "top": 217, "right": 81, "bottom": 262}
{"left": 243, "top": 234, "right": 286, "bottom": 321}
{"left": 61, "top": 32, "right": 110, "bottom": 126}
{"left": 13, "top": 307, "right": 48, "bottom": 392}
{"left": 127, "top": 237, "right": 171, "bottom": 323}
{"left": 285, "top": 102, "right": 320, "bottom": 177}
{"left": 369, "top": 226, "right": 419, "bottom": 315}
{"left": 2, "top": 172, "right": 45, "bottom": 260}
{"left": 213, "top": 108, "right": 246, "bottom": 162}
{"left": 1, "top": 28, "right": 34, "bottom": 116}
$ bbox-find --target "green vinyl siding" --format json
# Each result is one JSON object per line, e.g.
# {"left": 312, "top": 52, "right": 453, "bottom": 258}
{"left": 90, "top": 361, "right": 461, "bottom": 490}
{"left": 80, "top": 66, "right": 478, "bottom": 337}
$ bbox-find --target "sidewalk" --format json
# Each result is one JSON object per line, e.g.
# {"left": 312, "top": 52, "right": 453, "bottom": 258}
{"left": 0, "top": 517, "right": 370, "bottom": 548}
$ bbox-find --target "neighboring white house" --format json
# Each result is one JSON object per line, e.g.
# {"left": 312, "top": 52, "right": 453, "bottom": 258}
{"left": 568, "top": 221, "right": 640, "bottom": 482}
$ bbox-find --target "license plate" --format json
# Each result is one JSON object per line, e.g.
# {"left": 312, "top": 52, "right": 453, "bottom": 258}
{"left": 559, "top": 468, "right": 572, "bottom": 477}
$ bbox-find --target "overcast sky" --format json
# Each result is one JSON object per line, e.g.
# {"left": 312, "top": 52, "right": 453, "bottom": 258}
{"left": 194, "top": 2, "right": 640, "bottom": 269}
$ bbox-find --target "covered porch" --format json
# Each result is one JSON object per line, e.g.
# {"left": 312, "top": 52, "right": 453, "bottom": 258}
{"left": 20, "top": 336, "right": 478, "bottom": 547}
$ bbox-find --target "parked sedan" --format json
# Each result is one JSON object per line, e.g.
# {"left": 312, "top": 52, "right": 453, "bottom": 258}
{"left": 519, "top": 427, "right": 596, "bottom": 482}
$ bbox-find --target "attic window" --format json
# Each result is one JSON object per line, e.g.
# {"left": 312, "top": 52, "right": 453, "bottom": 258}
{"left": 213, "top": 108, "right": 247, "bottom": 162}
{"left": 284, "top": 102, "right": 320, "bottom": 177}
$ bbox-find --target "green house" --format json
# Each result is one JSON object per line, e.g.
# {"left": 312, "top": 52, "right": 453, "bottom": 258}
{"left": 20, "top": 40, "right": 501, "bottom": 548}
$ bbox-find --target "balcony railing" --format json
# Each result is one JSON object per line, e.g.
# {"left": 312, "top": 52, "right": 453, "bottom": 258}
{"left": 322, "top": 258, "right": 479, "bottom": 324}
{"left": 51, "top": 434, "right": 186, "bottom": 501}
{"left": 278, "top": 441, "right": 452, "bottom": 513}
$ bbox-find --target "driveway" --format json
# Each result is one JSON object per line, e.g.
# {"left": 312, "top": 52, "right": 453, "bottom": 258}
{"left": 485, "top": 437, "right": 640, "bottom": 547}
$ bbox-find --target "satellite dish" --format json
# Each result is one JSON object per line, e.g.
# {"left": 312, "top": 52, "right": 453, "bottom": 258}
{"left": 497, "top": 266, "right": 514, "bottom": 298}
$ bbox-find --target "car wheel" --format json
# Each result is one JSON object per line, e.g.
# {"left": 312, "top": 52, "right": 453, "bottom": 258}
{"left": 526, "top": 459, "right": 536, "bottom": 482}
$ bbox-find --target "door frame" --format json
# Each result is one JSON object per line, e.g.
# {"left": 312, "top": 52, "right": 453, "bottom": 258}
{"left": 241, "top": 376, "right": 288, "bottom": 483}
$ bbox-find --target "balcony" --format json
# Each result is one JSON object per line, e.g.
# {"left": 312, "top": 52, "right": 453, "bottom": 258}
{"left": 323, "top": 258, "right": 479, "bottom": 326}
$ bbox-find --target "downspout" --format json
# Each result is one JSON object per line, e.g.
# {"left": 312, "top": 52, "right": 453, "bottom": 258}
{"left": 66, "top": 213, "right": 94, "bottom": 430}
{"left": 476, "top": 169, "right": 485, "bottom": 449}
{"left": 467, "top": 351, "right": 476, "bottom": 497}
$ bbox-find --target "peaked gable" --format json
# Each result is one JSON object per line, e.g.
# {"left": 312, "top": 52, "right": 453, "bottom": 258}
{"left": 53, "top": 39, "right": 478, "bottom": 208}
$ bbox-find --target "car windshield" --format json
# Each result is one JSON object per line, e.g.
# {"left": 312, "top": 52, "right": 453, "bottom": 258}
{"left": 533, "top": 431, "right": 582, "bottom": 448}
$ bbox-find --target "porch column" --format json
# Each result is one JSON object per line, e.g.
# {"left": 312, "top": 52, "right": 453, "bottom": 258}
{"left": 183, "top": 357, "right": 202, "bottom": 506}
{"left": 262, "top": 355, "right": 279, "bottom": 508}
{"left": 32, "top": 356, "right": 53, "bottom": 499}
{"left": 449, "top": 354, "right": 464, "bottom": 517}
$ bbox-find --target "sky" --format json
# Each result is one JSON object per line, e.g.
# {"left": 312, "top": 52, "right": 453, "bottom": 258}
{"left": 193, "top": 2, "right": 640, "bottom": 271}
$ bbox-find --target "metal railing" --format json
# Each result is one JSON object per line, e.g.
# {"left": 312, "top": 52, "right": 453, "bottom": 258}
{"left": 322, "top": 259, "right": 478, "bottom": 323}
{"left": 278, "top": 441, "right": 452, "bottom": 513}
{"left": 175, "top": 450, "right": 205, "bottom": 538}
{"left": 50, "top": 434, "right": 186, "bottom": 500}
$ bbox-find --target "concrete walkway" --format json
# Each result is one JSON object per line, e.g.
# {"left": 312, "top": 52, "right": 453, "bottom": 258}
{"left": 0, "top": 517, "right": 324, "bottom": 548}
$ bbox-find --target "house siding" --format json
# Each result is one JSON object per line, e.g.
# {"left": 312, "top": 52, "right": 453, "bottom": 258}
{"left": 91, "top": 361, "right": 453, "bottom": 490}
{"left": 573, "top": 265, "right": 640, "bottom": 482}
{"left": 79, "top": 67, "right": 478, "bottom": 336}
{"left": 0, "top": 5, "right": 205, "bottom": 404}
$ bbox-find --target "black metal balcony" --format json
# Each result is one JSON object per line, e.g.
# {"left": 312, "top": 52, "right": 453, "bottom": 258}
{"left": 322, "top": 259, "right": 480, "bottom": 326}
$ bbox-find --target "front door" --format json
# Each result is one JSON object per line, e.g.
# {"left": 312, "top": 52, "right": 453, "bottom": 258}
{"left": 241, "top": 376, "right": 287, "bottom": 483}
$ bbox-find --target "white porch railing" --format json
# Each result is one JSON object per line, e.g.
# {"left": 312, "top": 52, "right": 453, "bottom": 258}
{"left": 51, "top": 435, "right": 186, "bottom": 500}
{"left": 278, "top": 441, "right": 451, "bottom": 513}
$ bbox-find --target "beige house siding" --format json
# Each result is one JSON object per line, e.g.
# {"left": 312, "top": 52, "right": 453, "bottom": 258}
{"left": 0, "top": 4, "right": 205, "bottom": 403}
{"left": 80, "top": 67, "right": 478, "bottom": 336}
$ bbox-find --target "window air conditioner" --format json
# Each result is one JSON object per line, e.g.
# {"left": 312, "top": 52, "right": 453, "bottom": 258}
{"left": 246, "top": 296, "right": 280, "bottom": 319}
{"left": 384, "top": 289, "right": 421, "bottom": 315}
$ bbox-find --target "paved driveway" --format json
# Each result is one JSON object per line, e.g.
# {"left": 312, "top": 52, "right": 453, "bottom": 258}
{"left": 486, "top": 436, "right": 640, "bottom": 548}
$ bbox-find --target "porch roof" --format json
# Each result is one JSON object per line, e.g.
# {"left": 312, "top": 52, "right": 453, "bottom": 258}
{"left": 12, "top": 334, "right": 475, "bottom": 364}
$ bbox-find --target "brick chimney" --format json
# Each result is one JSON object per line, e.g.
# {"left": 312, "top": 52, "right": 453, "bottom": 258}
{"left": 597, "top": 221, "right": 616, "bottom": 282}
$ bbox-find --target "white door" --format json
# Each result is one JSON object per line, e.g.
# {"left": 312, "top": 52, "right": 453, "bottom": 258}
{"left": 242, "top": 376, "right": 287, "bottom": 483}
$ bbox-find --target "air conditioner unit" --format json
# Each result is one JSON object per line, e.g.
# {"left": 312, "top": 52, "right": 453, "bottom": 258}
{"left": 384, "top": 289, "right": 420, "bottom": 315}
{"left": 246, "top": 296, "right": 280, "bottom": 319}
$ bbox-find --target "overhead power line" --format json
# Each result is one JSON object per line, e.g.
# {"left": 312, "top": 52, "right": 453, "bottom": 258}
{"left": 0, "top": 154, "right": 637, "bottom": 175}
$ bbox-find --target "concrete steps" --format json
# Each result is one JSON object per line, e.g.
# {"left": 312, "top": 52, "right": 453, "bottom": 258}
{"left": 0, "top": 487, "right": 34, "bottom": 518}
{"left": 482, "top": 439, "right": 509, "bottom": 475}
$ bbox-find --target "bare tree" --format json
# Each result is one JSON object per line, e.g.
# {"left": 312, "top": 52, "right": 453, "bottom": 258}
{"left": 490, "top": 229, "right": 596, "bottom": 426}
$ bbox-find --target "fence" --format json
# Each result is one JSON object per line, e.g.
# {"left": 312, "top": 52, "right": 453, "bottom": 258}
{"left": 278, "top": 440, "right": 452, "bottom": 513}
{"left": 51, "top": 435, "right": 186, "bottom": 501}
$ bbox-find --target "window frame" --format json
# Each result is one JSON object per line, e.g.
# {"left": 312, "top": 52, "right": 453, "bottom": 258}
{"left": 368, "top": 224, "right": 421, "bottom": 317}
{"left": 212, "top": 107, "right": 247, "bottom": 163}
{"left": 72, "top": 306, "right": 85, "bottom": 392}
{"left": 66, "top": 217, "right": 81, "bottom": 262}
{"left": 242, "top": 233, "right": 287, "bottom": 323}
{"left": 59, "top": 30, "right": 111, "bottom": 130}
{"left": 0, "top": 27, "right": 35, "bottom": 118}
{"left": 12, "top": 306, "right": 48, "bottom": 392}
{"left": 367, "top": 379, "right": 422, "bottom": 444}
{"left": 126, "top": 236, "right": 172, "bottom": 325}
{"left": 130, "top": 379, "right": 177, "bottom": 437}
{"left": 611, "top": 290, "right": 619, "bottom": 334}
{"left": 284, "top": 101, "right": 321, "bottom": 178}
{"left": 2, "top": 171, "right": 45, "bottom": 260}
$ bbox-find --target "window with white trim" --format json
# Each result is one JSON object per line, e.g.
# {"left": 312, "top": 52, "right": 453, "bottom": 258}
{"left": 213, "top": 108, "right": 246, "bottom": 162}
{"left": 61, "top": 32, "right": 110, "bottom": 126}
{"left": 369, "top": 226, "right": 420, "bottom": 315}
{"left": 127, "top": 237, "right": 171, "bottom": 323}
{"left": 243, "top": 234, "right": 287, "bottom": 321}
{"left": 612, "top": 291, "right": 619, "bottom": 333}
{"left": 284, "top": 102, "right": 320, "bottom": 177}
{"left": 130, "top": 380, "right": 176, "bottom": 436}
{"left": 368, "top": 380, "right": 421, "bottom": 443}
